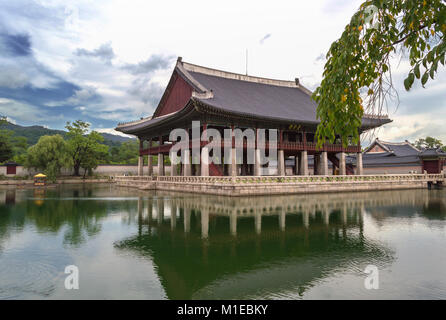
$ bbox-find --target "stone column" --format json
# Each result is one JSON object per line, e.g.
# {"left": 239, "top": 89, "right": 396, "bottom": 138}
{"left": 147, "top": 198, "right": 153, "bottom": 223}
{"left": 295, "top": 155, "right": 301, "bottom": 175}
{"left": 356, "top": 152, "right": 363, "bottom": 175}
{"left": 183, "top": 149, "right": 191, "bottom": 176}
{"left": 201, "top": 146, "right": 209, "bottom": 176}
{"left": 314, "top": 154, "right": 320, "bottom": 175}
{"left": 254, "top": 148, "right": 261, "bottom": 176}
{"left": 321, "top": 151, "right": 329, "bottom": 175}
{"left": 138, "top": 155, "right": 143, "bottom": 176}
{"left": 339, "top": 152, "right": 346, "bottom": 175}
{"left": 230, "top": 148, "right": 237, "bottom": 176}
{"left": 279, "top": 208, "right": 286, "bottom": 231}
{"left": 255, "top": 213, "right": 262, "bottom": 234}
{"left": 323, "top": 208, "right": 330, "bottom": 225}
{"left": 158, "top": 154, "right": 164, "bottom": 176}
{"left": 300, "top": 151, "right": 309, "bottom": 175}
{"left": 201, "top": 209, "right": 209, "bottom": 239}
{"left": 303, "top": 210, "right": 309, "bottom": 228}
{"left": 278, "top": 149, "right": 285, "bottom": 176}
{"left": 184, "top": 208, "right": 191, "bottom": 233}
{"left": 147, "top": 155, "right": 153, "bottom": 176}
{"left": 230, "top": 212, "right": 237, "bottom": 236}
{"left": 171, "top": 202, "right": 177, "bottom": 230}
{"left": 230, "top": 125, "right": 237, "bottom": 177}
{"left": 201, "top": 123, "right": 209, "bottom": 177}
{"left": 170, "top": 151, "right": 178, "bottom": 176}
{"left": 157, "top": 198, "right": 164, "bottom": 224}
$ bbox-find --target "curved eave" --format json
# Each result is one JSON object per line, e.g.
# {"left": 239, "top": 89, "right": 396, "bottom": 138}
{"left": 360, "top": 117, "right": 393, "bottom": 131}
{"left": 115, "top": 102, "right": 196, "bottom": 135}
{"left": 194, "top": 98, "right": 392, "bottom": 131}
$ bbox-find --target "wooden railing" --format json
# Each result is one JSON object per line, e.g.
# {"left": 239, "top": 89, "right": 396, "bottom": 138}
{"left": 140, "top": 140, "right": 361, "bottom": 155}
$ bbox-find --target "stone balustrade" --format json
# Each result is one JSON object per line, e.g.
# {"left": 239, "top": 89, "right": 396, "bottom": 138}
{"left": 115, "top": 173, "right": 444, "bottom": 185}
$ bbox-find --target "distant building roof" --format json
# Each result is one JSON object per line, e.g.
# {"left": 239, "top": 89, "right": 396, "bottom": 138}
{"left": 419, "top": 148, "right": 446, "bottom": 158}
{"left": 363, "top": 138, "right": 420, "bottom": 157}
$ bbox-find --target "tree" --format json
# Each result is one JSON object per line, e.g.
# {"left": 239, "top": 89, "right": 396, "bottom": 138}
{"left": 65, "top": 120, "right": 109, "bottom": 176}
{"left": 313, "top": 1, "right": 446, "bottom": 147}
{"left": 109, "top": 140, "right": 139, "bottom": 164}
{"left": 24, "top": 135, "right": 71, "bottom": 181}
{"left": 0, "top": 116, "right": 13, "bottom": 163}
{"left": 415, "top": 136, "right": 445, "bottom": 149}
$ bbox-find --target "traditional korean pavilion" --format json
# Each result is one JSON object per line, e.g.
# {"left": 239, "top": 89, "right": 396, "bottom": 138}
{"left": 116, "top": 57, "right": 391, "bottom": 177}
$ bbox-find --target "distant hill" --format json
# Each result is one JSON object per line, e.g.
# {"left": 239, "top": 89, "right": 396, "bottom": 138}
{"left": 0, "top": 122, "right": 135, "bottom": 146}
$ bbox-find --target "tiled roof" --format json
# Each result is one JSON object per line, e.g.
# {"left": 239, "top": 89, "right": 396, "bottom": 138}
{"left": 117, "top": 58, "right": 392, "bottom": 132}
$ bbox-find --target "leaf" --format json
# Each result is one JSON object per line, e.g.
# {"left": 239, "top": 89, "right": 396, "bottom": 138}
{"left": 414, "top": 63, "right": 421, "bottom": 79}
{"left": 429, "top": 67, "right": 435, "bottom": 80}
{"left": 404, "top": 72, "right": 415, "bottom": 91}
{"left": 421, "top": 72, "right": 429, "bottom": 86}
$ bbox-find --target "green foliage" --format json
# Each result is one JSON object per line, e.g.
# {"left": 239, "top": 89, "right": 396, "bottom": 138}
{"left": 313, "top": 0, "right": 446, "bottom": 147}
{"left": 0, "top": 131, "right": 13, "bottom": 163}
{"left": 65, "top": 120, "right": 109, "bottom": 176}
{"left": 24, "top": 135, "right": 72, "bottom": 181}
{"left": 414, "top": 136, "right": 446, "bottom": 150}
{"left": 109, "top": 140, "right": 139, "bottom": 164}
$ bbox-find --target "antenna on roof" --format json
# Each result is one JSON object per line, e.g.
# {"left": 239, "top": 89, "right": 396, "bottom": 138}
{"left": 245, "top": 49, "right": 248, "bottom": 76}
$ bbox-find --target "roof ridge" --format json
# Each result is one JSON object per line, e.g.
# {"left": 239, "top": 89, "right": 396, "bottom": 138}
{"left": 178, "top": 58, "right": 313, "bottom": 95}
{"left": 377, "top": 139, "right": 420, "bottom": 151}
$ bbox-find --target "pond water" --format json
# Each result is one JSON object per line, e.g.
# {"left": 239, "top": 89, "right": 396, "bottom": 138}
{"left": 0, "top": 184, "right": 445, "bottom": 299}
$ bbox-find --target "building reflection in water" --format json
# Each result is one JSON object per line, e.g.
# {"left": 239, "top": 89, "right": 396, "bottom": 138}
{"left": 116, "top": 190, "right": 445, "bottom": 299}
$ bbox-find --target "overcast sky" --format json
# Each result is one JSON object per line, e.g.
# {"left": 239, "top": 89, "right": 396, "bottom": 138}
{"left": 0, "top": 0, "right": 445, "bottom": 144}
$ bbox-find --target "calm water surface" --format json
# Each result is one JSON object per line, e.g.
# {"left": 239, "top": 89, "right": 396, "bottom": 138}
{"left": 0, "top": 184, "right": 446, "bottom": 299}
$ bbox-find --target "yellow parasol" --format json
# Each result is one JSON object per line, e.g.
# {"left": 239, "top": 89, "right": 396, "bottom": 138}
{"left": 34, "top": 173, "right": 47, "bottom": 178}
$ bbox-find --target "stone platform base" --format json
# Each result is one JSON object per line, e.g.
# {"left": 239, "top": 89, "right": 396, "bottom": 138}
{"left": 115, "top": 174, "right": 444, "bottom": 196}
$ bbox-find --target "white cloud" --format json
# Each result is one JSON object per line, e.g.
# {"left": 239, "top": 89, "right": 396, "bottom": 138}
{"left": 0, "top": 98, "right": 63, "bottom": 123}
{"left": 95, "top": 127, "right": 134, "bottom": 138}
{"left": 0, "top": 0, "right": 445, "bottom": 143}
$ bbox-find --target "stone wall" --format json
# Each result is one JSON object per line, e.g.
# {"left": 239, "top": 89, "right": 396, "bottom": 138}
{"left": 0, "top": 164, "right": 172, "bottom": 177}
